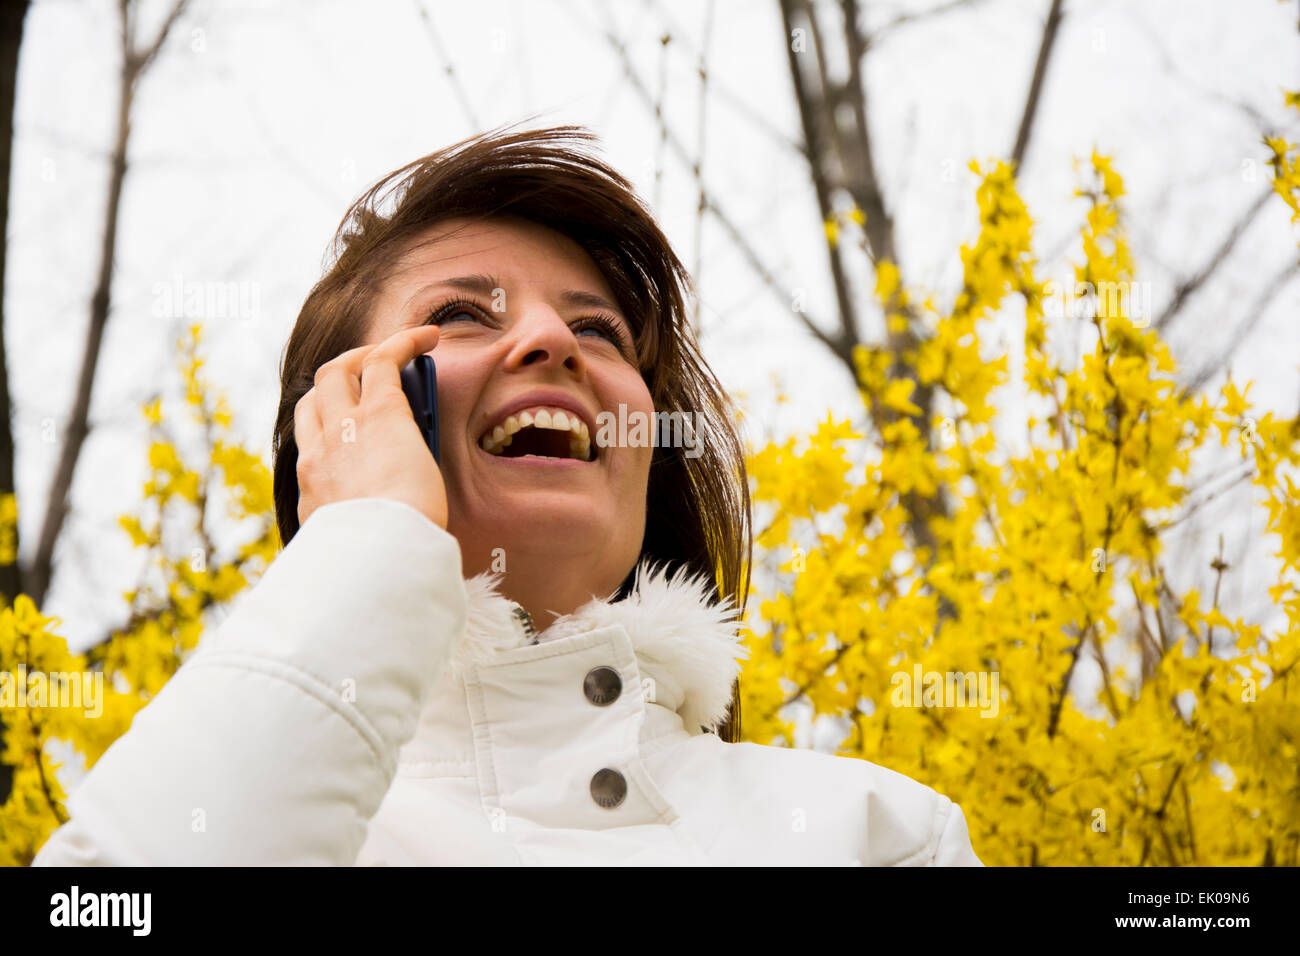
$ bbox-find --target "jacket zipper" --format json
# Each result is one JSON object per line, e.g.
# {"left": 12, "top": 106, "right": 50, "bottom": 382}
{"left": 511, "top": 603, "right": 538, "bottom": 645}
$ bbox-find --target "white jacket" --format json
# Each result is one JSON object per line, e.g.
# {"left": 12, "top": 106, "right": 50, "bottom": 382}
{"left": 34, "top": 498, "right": 983, "bottom": 866}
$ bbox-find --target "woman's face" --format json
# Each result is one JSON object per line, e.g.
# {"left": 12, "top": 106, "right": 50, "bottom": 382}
{"left": 363, "top": 216, "right": 653, "bottom": 594}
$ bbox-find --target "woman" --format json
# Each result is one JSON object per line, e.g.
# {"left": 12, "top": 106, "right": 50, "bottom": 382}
{"left": 35, "top": 126, "right": 982, "bottom": 866}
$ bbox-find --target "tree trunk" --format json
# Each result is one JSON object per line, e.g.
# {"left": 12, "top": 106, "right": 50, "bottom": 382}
{"left": 0, "top": 0, "right": 32, "bottom": 809}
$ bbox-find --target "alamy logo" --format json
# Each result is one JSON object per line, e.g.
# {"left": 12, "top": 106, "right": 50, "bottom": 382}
{"left": 889, "top": 664, "right": 1000, "bottom": 718}
{"left": 593, "top": 404, "right": 702, "bottom": 458}
{"left": 151, "top": 273, "right": 260, "bottom": 324}
{"left": 49, "top": 886, "right": 151, "bottom": 936}
{"left": 0, "top": 669, "right": 103, "bottom": 718}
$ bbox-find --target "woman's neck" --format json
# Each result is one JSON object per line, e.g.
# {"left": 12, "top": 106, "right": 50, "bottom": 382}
{"left": 460, "top": 544, "right": 628, "bottom": 631}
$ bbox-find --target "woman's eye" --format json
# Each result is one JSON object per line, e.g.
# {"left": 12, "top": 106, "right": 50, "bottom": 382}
{"left": 427, "top": 305, "right": 482, "bottom": 327}
{"left": 575, "top": 324, "right": 614, "bottom": 342}
{"left": 572, "top": 318, "right": 628, "bottom": 349}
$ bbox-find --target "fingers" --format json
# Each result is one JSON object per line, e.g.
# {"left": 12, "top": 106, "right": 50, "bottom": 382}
{"left": 359, "top": 325, "right": 440, "bottom": 405}
{"left": 314, "top": 349, "right": 363, "bottom": 429}
{"left": 296, "top": 324, "right": 440, "bottom": 456}
{"left": 293, "top": 389, "right": 323, "bottom": 454}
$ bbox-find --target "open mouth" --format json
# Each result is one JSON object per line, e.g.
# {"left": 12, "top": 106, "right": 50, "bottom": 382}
{"left": 479, "top": 407, "right": 595, "bottom": 462}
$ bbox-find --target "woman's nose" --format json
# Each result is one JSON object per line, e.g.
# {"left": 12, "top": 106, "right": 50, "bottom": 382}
{"left": 504, "top": 307, "right": 585, "bottom": 376}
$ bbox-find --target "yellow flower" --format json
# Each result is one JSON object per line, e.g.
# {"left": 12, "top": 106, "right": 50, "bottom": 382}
{"left": 743, "top": 140, "right": 1300, "bottom": 865}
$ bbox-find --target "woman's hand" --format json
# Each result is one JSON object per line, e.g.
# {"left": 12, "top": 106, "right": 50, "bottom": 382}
{"left": 294, "top": 325, "right": 448, "bottom": 530}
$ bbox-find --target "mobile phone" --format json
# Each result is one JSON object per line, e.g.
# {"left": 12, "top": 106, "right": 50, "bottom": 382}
{"left": 399, "top": 354, "right": 440, "bottom": 464}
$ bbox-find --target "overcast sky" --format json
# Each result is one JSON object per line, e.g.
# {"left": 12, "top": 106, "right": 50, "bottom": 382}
{"left": 10, "top": 0, "right": 1300, "bottom": 650}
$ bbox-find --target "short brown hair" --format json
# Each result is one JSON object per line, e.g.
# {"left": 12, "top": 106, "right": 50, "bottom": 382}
{"left": 271, "top": 125, "right": 750, "bottom": 739}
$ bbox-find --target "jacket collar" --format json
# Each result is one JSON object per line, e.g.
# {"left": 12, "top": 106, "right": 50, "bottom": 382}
{"left": 447, "top": 560, "right": 749, "bottom": 735}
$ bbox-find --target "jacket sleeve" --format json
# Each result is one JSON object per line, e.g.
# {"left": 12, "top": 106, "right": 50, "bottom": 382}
{"left": 930, "top": 799, "right": 984, "bottom": 866}
{"left": 33, "top": 497, "right": 466, "bottom": 866}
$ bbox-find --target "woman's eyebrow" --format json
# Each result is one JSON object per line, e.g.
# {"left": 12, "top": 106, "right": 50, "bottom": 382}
{"left": 399, "top": 273, "right": 498, "bottom": 315}
{"left": 404, "top": 273, "right": 500, "bottom": 306}
{"left": 561, "top": 289, "right": 624, "bottom": 317}
{"left": 441, "top": 273, "right": 500, "bottom": 295}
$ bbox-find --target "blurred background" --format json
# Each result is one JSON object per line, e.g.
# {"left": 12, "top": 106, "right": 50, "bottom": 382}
{"left": 3, "top": 0, "right": 1299, "bottom": 865}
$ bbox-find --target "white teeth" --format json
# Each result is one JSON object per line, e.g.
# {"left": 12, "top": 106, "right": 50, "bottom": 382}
{"left": 481, "top": 407, "right": 595, "bottom": 459}
{"left": 491, "top": 407, "right": 585, "bottom": 434}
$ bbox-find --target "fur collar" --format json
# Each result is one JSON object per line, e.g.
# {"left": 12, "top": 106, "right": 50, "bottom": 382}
{"left": 447, "top": 561, "right": 749, "bottom": 734}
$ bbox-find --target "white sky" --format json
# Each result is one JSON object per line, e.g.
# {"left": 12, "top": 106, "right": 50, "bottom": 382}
{"left": 10, "top": 0, "right": 1300, "bottom": 651}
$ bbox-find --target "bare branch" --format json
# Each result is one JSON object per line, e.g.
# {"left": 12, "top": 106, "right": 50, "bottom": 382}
{"left": 645, "top": 0, "right": 802, "bottom": 153}
{"left": 777, "top": 0, "right": 861, "bottom": 369}
{"left": 703, "top": 192, "right": 857, "bottom": 369}
{"left": 785, "top": 0, "right": 951, "bottom": 577}
{"left": 841, "top": 0, "right": 897, "bottom": 265}
{"left": 0, "top": 0, "right": 28, "bottom": 607}
{"left": 690, "top": 0, "right": 717, "bottom": 333}
{"left": 652, "top": 31, "right": 671, "bottom": 210}
{"left": 133, "top": 0, "right": 190, "bottom": 75}
{"left": 586, "top": 1, "right": 856, "bottom": 373}
{"left": 0, "top": 0, "right": 29, "bottom": 810}
{"left": 1180, "top": 256, "right": 1300, "bottom": 395}
{"left": 867, "top": 0, "right": 994, "bottom": 46}
{"left": 1129, "top": 5, "right": 1278, "bottom": 133}
{"left": 1155, "top": 186, "right": 1276, "bottom": 333}
{"left": 119, "top": 0, "right": 132, "bottom": 60}
{"left": 1204, "top": 533, "right": 1231, "bottom": 656}
{"left": 1010, "top": 0, "right": 1065, "bottom": 170}
{"left": 1155, "top": 465, "right": 1255, "bottom": 533}
{"left": 26, "top": 0, "right": 193, "bottom": 605}
{"left": 410, "top": 0, "right": 479, "bottom": 133}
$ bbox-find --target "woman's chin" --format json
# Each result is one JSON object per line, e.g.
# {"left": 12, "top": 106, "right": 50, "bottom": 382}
{"left": 450, "top": 495, "right": 614, "bottom": 550}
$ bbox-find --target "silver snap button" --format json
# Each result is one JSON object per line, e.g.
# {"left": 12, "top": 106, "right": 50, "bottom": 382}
{"left": 583, "top": 666, "right": 622, "bottom": 706}
{"left": 590, "top": 768, "right": 627, "bottom": 808}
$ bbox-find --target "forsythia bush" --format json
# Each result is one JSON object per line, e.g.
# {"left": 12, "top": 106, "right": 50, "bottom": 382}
{"left": 0, "top": 325, "right": 277, "bottom": 865}
{"left": 741, "top": 104, "right": 1300, "bottom": 864}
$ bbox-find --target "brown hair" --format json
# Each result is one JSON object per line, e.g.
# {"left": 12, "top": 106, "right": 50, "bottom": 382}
{"left": 271, "top": 125, "right": 750, "bottom": 740}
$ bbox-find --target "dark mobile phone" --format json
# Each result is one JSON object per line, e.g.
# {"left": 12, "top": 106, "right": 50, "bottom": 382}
{"left": 399, "top": 354, "right": 440, "bottom": 465}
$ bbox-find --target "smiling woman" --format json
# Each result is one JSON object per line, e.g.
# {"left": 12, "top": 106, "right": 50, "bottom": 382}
{"left": 32, "top": 126, "right": 982, "bottom": 866}
{"left": 273, "top": 127, "right": 752, "bottom": 680}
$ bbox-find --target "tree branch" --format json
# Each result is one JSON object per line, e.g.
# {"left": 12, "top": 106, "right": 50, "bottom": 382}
{"left": 690, "top": 0, "right": 716, "bottom": 333}
{"left": 0, "top": 0, "right": 31, "bottom": 812}
{"left": 841, "top": 0, "right": 896, "bottom": 265}
{"left": 133, "top": 0, "right": 189, "bottom": 76}
{"left": 410, "top": 0, "right": 480, "bottom": 133}
{"left": 644, "top": 0, "right": 805, "bottom": 153}
{"left": 1180, "top": 256, "right": 1299, "bottom": 395}
{"left": 1010, "top": 0, "right": 1065, "bottom": 170}
{"left": 25, "top": 0, "right": 191, "bottom": 606}
{"left": 867, "top": 0, "right": 994, "bottom": 47}
{"left": 1155, "top": 186, "right": 1277, "bottom": 333}
{"left": 590, "top": 2, "right": 857, "bottom": 375}
{"left": 780, "top": 0, "right": 861, "bottom": 361}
